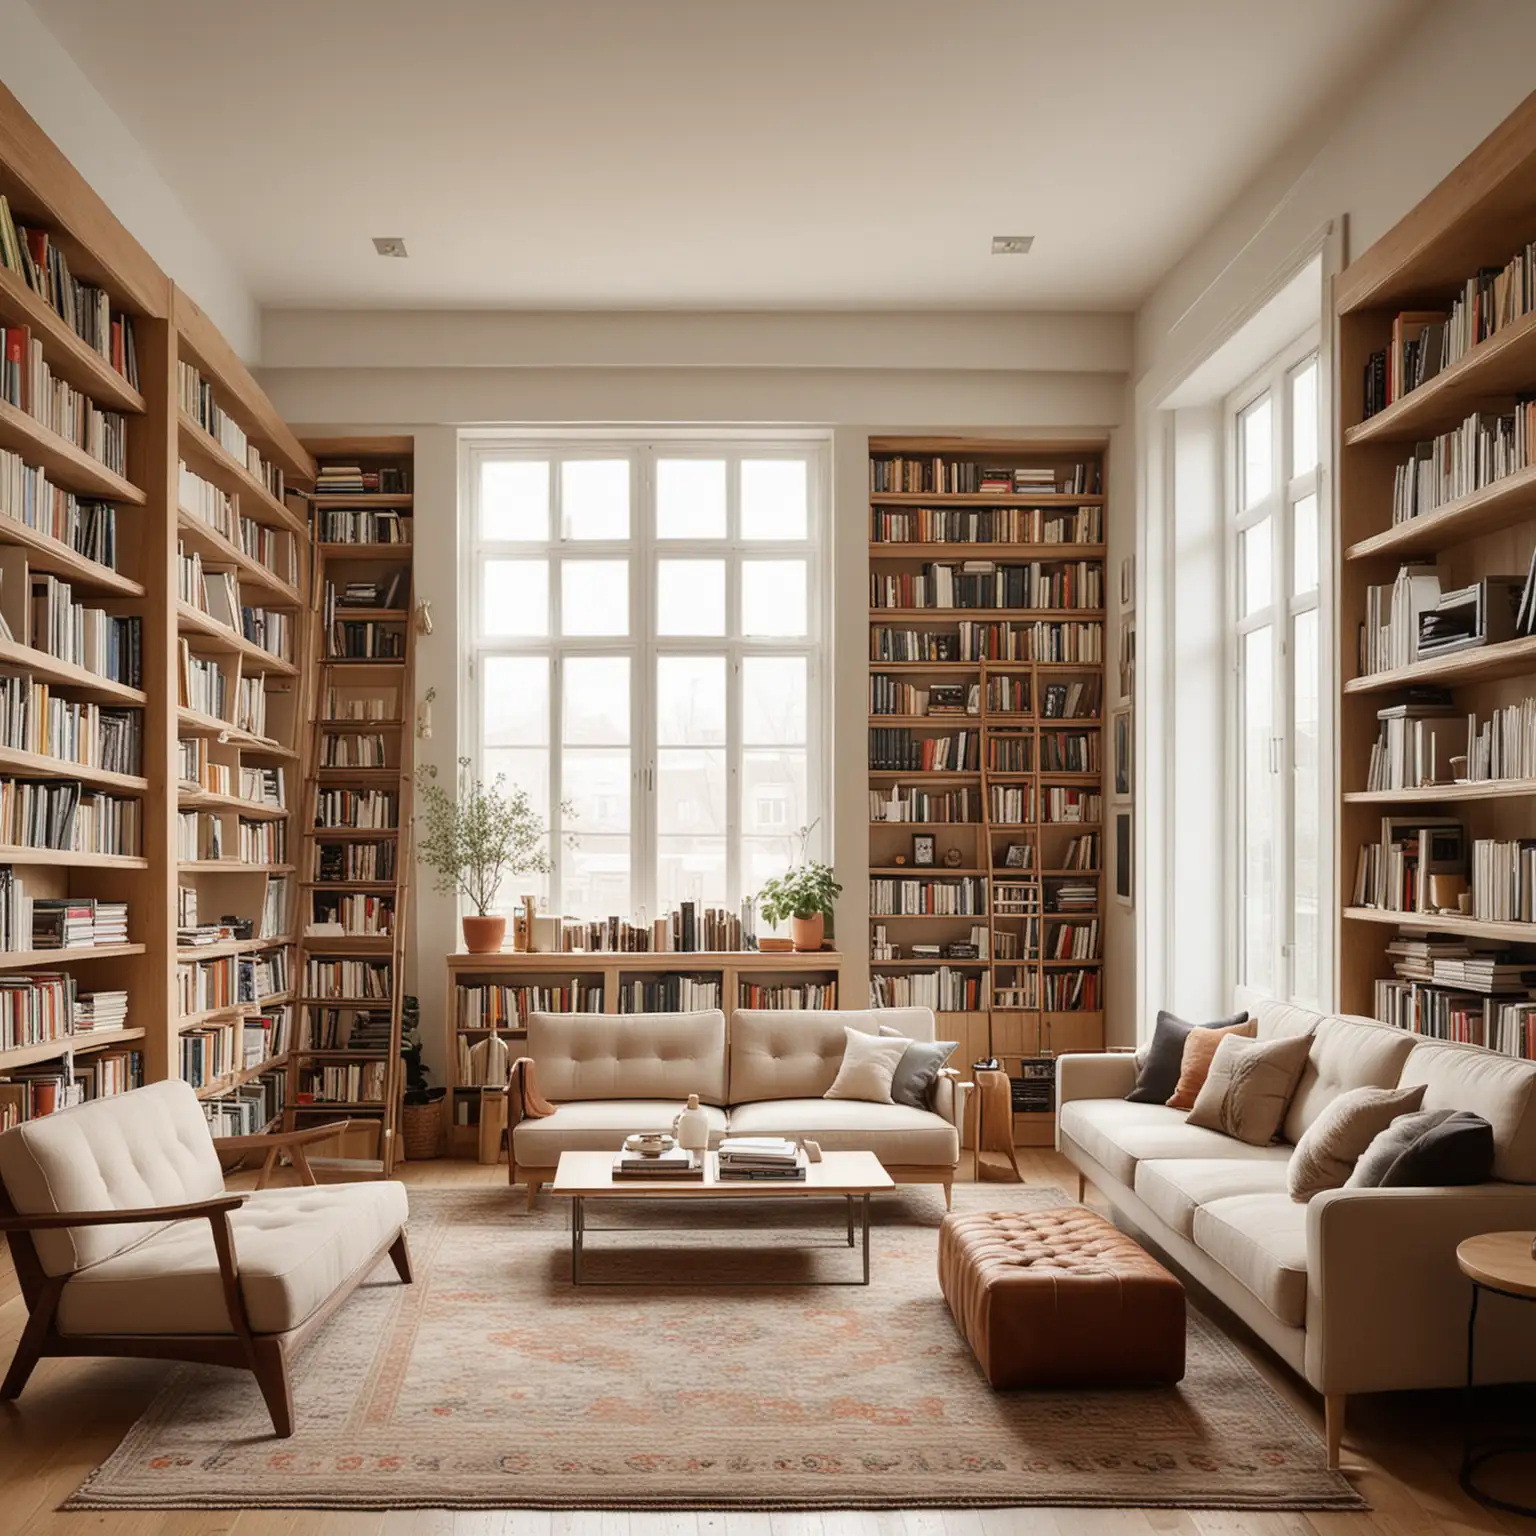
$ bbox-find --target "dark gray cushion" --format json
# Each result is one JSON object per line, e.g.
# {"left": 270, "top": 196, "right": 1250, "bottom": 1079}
{"left": 1345, "top": 1108, "right": 1495, "bottom": 1189}
{"left": 1126, "top": 1010, "right": 1248, "bottom": 1104}
{"left": 880, "top": 1032, "right": 957, "bottom": 1110}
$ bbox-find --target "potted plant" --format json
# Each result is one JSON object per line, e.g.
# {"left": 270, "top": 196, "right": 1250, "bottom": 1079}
{"left": 757, "top": 823, "right": 842, "bottom": 952}
{"left": 418, "top": 757, "right": 553, "bottom": 952}
{"left": 399, "top": 996, "right": 446, "bottom": 1160}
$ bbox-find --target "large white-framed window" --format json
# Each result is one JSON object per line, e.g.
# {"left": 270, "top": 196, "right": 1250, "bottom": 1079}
{"left": 461, "top": 432, "right": 829, "bottom": 926}
{"left": 1227, "top": 335, "right": 1326, "bottom": 1006}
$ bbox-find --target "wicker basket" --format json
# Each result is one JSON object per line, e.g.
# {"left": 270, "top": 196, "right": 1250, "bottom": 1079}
{"left": 402, "top": 1100, "right": 443, "bottom": 1161}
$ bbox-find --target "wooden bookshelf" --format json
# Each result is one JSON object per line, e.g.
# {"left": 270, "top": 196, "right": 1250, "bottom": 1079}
{"left": 1336, "top": 91, "right": 1536, "bottom": 1060}
{"left": 443, "top": 948, "right": 844, "bottom": 1157}
{"left": 867, "top": 436, "right": 1108, "bottom": 1146}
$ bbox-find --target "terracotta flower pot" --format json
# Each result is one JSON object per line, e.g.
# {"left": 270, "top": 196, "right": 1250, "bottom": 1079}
{"left": 462, "top": 914, "right": 507, "bottom": 954}
{"left": 790, "top": 912, "right": 825, "bottom": 952}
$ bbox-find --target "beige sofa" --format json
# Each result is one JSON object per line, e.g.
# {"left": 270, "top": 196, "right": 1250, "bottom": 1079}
{"left": 510, "top": 1006, "right": 965, "bottom": 1205}
{"left": 1056, "top": 990, "right": 1536, "bottom": 1469}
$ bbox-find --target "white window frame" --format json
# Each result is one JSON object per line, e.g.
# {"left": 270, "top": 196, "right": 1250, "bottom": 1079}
{"left": 459, "top": 430, "right": 831, "bottom": 923}
{"left": 1224, "top": 331, "right": 1329, "bottom": 1006}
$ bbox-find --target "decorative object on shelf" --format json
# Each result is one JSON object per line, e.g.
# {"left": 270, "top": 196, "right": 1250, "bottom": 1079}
{"left": 673, "top": 1094, "right": 711, "bottom": 1154}
{"left": 416, "top": 685, "right": 434, "bottom": 740}
{"left": 415, "top": 598, "right": 433, "bottom": 635}
{"left": 757, "top": 821, "right": 842, "bottom": 953}
{"left": 913, "top": 834, "right": 935, "bottom": 866}
{"left": 624, "top": 1131, "right": 677, "bottom": 1157}
{"left": 943, "top": 847, "right": 964, "bottom": 869}
{"left": 417, "top": 756, "right": 556, "bottom": 953}
{"left": 893, "top": 853, "right": 907, "bottom": 866}
{"left": 757, "top": 936, "right": 794, "bottom": 953}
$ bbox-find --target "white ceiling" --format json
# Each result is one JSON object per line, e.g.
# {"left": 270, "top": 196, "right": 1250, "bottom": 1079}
{"left": 30, "top": 0, "right": 1418, "bottom": 312}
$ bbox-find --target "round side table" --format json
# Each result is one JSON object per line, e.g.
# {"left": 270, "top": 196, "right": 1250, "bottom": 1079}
{"left": 1457, "top": 1230, "right": 1536, "bottom": 1518}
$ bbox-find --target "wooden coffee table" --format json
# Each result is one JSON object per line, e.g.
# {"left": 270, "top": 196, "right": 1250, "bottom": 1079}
{"left": 550, "top": 1148, "right": 894, "bottom": 1286}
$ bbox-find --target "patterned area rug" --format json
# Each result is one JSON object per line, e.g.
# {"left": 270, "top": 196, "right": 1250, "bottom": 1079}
{"left": 68, "top": 1184, "right": 1364, "bottom": 1511}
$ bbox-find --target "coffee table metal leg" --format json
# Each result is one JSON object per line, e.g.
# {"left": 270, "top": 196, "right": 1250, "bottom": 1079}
{"left": 572, "top": 1195, "right": 583, "bottom": 1285}
{"left": 846, "top": 1195, "right": 854, "bottom": 1247}
{"left": 862, "top": 1194, "right": 871, "bottom": 1284}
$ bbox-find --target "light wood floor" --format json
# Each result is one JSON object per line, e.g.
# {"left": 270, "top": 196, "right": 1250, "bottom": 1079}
{"left": 1, "top": 1149, "right": 1532, "bottom": 1536}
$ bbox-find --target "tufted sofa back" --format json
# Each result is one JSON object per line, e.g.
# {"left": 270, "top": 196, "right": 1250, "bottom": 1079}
{"left": 0, "top": 1079, "right": 225, "bottom": 1277}
{"left": 526, "top": 1009, "right": 729, "bottom": 1105}
{"left": 727, "top": 1007, "right": 936, "bottom": 1103}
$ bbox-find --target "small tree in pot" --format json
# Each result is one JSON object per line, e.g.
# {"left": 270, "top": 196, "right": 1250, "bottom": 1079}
{"left": 756, "top": 822, "right": 841, "bottom": 952}
{"left": 417, "top": 758, "right": 553, "bottom": 952}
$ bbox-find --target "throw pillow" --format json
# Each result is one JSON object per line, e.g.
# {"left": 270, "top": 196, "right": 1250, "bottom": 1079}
{"left": 1286, "top": 1083, "right": 1427, "bottom": 1202}
{"left": 1127, "top": 1010, "right": 1248, "bottom": 1104}
{"left": 1186, "top": 1031, "right": 1312, "bottom": 1145}
{"left": 1346, "top": 1108, "right": 1496, "bottom": 1189}
{"left": 824, "top": 1027, "right": 909, "bottom": 1104}
{"left": 1166, "top": 1019, "right": 1257, "bottom": 1110}
{"left": 879, "top": 1027, "right": 958, "bottom": 1110}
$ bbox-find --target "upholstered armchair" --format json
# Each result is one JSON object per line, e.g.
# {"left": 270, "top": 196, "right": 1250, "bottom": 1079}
{"left": 0, "top": 1079, "right": 411, "bottom": 1437}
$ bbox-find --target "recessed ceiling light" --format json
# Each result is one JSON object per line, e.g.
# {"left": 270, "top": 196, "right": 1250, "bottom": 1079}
{"left": 991, "top": 235, "right": 1034, "bottom": 255}
{"left": 372, "top": 237, "right": 408, "bottom": 258}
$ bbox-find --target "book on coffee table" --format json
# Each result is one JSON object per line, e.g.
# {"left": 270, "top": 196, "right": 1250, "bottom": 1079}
{"left": 717, "top": 1137, "right": 807, "bottom": 1181}
{"left": 610, "top": 1148, "right": 704, "bottom": 1179}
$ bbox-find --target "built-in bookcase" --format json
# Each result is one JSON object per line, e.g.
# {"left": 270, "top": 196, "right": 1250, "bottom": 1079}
{"left": 868, "top": 436, "right": 1108, "bottom": 1144}
{"left": 1336, "top": 95, "right": 1536, "bottom": 1061}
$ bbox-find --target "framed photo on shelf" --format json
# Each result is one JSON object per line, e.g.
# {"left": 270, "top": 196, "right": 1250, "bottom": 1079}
{"left": 1003, "top": 843, "right": 1030, "bottom": 868}
{"left": 1112, "top": 710, "right": 1132, "bottom": 798}
{"left": 1119, "top": 555, "right": 1136, "bottom": 611}
{"left": 1114, "top": 808, "right": 1133, "bottom": 908}
{"left": 1117, "top": 620, "right": 1136, "bottom": 704}
{"left": 912, "top": 834, "right": 935, "bottom": 867}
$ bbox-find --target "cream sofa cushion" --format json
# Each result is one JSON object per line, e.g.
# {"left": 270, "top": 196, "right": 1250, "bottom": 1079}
{"left": 1058, "top": 1099, "right": 1291, "bottom": 1187}
{"left": 1191, "top": 1193, "right": 1308, "bottom": 1327}
{"left": 55, "top": 1182, "right": 408, "bottom": 1337}
{"left": 726, "top": 1097, "right": 959, "bottom": 1166}
{"left": 526, "top": 1010, "right": 728, "bottom": 1106}
{"left": 1397, "top": 1043, "right": 1536, "bottom": 1182}
{"left": 1134, "top": 1158, "right": 1293, "bottom": 1239}
{"left": 1248, "top": 995, "right": 1327, "bottom": 1043}
{"left": 728, "top": 1008, "right": 933, "bottom": 1104}
{"left": 1283, "top": 1015, "right": 1418, "bottom": 1145}
{"left": 514, "top": 1099, "right": 728, "bottom": 1167}
{"left": 0, "top": 1079, "right": 224, "bottom": 1277}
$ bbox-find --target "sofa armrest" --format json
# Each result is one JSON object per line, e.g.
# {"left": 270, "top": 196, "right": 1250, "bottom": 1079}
{"left": 213, "top": 1120, "right": 351, "bottom": 1188}
{"left": 0, "top": 1193, "right": 248, "bottom": 1232}
{"left": 1055, "top": 1052, "right": 1137, "bottom": 1105}
{"left": 1305, "top": 1183, "right": 1536, "bottom": 1394}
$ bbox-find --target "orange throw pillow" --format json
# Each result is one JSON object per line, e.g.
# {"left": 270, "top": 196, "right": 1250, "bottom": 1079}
{"left": 1166, "top": 1018, "right": 1256, "bottom": 1110}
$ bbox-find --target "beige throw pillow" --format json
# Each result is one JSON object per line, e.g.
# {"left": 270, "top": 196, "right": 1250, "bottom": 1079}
{"left": 1287, "top": 1083, "right": 1427, "bottom": 1202}
{"left": 824, "top": 1027, "right": 909, "bottom": 1104}
{"left": 1186, "top": 1032, "right": 1312, "bottom": 1145}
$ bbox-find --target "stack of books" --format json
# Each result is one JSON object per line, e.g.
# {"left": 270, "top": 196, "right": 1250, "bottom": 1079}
{"left": 611, "top": 1147, "right": 702, "bottom": 1180}
{"left": 716, "top": 1137, "right": 806, "bottom": 1181}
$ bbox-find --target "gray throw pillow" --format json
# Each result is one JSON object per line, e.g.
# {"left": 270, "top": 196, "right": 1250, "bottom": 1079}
{"left": 1346, "top": 1109, "right": 1496, "bottom": 1189}
{"left": 879, "top": 1026, "right": 957, "bottom": 1110}
{"left": 1126, "top": 1009, "right": 1248, "bottom": 1104}
{"left": 1287, "top": 1083, "right": 1426, "bottom": 1202}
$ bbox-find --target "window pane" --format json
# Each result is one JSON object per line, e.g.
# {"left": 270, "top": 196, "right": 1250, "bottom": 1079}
{"left": 1240, "top": 519, "right": 1271, "bottom": 617}
{"left": 481, "top": 460, "right": 548, "bottom": 541}
{"left": 563, "top": 657, "right": 629, "bottom": 744}
{"left": 1241, "top": 626, "right": 1274, "bottom": 994}
{"left": 561, "top": 460, "right": 629, "bottom": 540}
{"left": 742, "top": 459, "right": 808, "bottom": 540}
{"left": 743, "top": 656, "right": 807, "bottom": 744}
{"left": 481, "top": 747, "right": 549, "bottom": 828}
{"left": 1292, "top": 492, "right": 1318, "bottom": 596}
{"left": 563, "top": 834, "right": 629, "bottom": 920}
{"left": 1241, "top": 395, "right": 1273, "bottom": 509}
{"left": 1292, "top": 608, "right": 1320, "bottom": 1007}
{"left": 657, "top": 656, "right": 726, "bottom": 745}
{"left": 482, "top": 560, "right": 547, "bottom": 637}
{"left": 657, "top": 459, "right": 726, "bottom": 539}
{"left": 658, "top": 748, "right": 725, "bottom": 834}
{"left": 562, "top": 748, "right": 630, "bottom": 833}
{"left": 742, "top": 559, "right": 807, "bottom": 637}
{"left": 561, "top": 559, "right": 629, "bottom": 636}
{"left": 744, "top": 835, "right": 802, "bottom": 926}
{"left": 1290, "top": 359, "right": 1318, "bottom": 476}
{"left": 658, "top": 559, "right": 725, "bottom": 635}
{"left": 482, "top": 656, "right": 548, "bottom": 746}
{"left": 657, "top": 837, "right": 727, "bottom": 913}
{"left": 743, "top": 749, "right": 807, "bottom": 838}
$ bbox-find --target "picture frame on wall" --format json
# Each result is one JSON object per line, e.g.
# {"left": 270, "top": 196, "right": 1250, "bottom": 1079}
{"left": 912, "top": 834, "right": 935, "bottom": 867}
{"left": 1119, "top": 555, "right": 1136, "bottom": 611}
{"left": 1118, "top": 619, "right": 1136, "bottom": 704}
{"left": 1114, "top": 808, "right": 1133, "bottom": 907}
{"left": 1113, "top": 709, "right": 1132, "bottom": 798}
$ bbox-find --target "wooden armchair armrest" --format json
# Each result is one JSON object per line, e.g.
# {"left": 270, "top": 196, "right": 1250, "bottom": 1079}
{"left": 0, "top": 1193, "right": 248, "bottom": 1233}
{"left": 212, "top": 1120, "right": 352, "bottom": 1190}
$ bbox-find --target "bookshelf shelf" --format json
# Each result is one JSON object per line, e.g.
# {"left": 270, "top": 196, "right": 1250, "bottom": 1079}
{"left": 176, "top": 787, "right": 287, "bottom": 818}
{"left": 0, "top": 1026, "right": 146, "bottom": 1072}
{"left": 0, "top": 943, "right": 144, "bottom": 969}
{"left": 1344, "top": 463, "right": 1536, "bottom": 562}
{"left": 0, "top": 516, "right": 144, "bottom": 596}
{"left": 178, "top": 861, "right": 295, "bottom": 874}
{"left": 1344, "top": 779, "right": 1536, "bottom": 805}
{"left": 1343, "top": 906, "right": 1536, "bottom": 945}
{"left": 1344, "top": 633, "right": 1536, "bottom": 692}
{"left": 868, "top": 542, "right": 1107, "bottom": 557}
{"left": 175, "top": 415, "right": 306, "bottom": 536}
{"left": 870, "top": 608, "right": 1107, "bottom": 621}
{"left": 0, "top": 398, "right": 145, "bottom": 503}
{"left": 195, "top": 1052, "right": 288, "bottom": 1102}
{"left": 175, "top": 511, "right": 301, "bottom": 604}
{"left": 307, "top": 494, "right": 414, "bottom": 510}
{"left": 0, "top": 743, "right": 147, "bottom": 792}
{"left": 869, "top": 493, "right": 1106, "bottom": 506}
{"left": 0, "top": 846, "right": 146, "bottom": 869}
{"left": 176, "top": 935, "right": 292, "bottom": 961}
{"left": 0, "top": 637, "right": 146, "bottom": 704}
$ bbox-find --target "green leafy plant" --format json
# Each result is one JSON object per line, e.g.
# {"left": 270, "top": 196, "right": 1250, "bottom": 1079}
{"left": 756, "top": 821, "right": 842, "bottom": 927}
{"left": 417, "top": 757, "right": 554, "bottom": 917}
{"left": 400, "top": 995, "right": 443, "bottom": 1105}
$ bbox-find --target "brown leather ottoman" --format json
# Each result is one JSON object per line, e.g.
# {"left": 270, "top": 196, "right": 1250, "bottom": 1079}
{"left": 938, "top": 1207, "right": 1186, "bottom": 1388}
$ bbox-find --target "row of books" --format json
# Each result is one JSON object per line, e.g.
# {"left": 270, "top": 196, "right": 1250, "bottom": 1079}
{"left": 872, "top": 921, "right": 988, "bottom": 962}
{"left": 0, "top": 972, "right": 112, "bottom": 1049}
{"left": 0, "top": 777, "right": 140, "bottom": 856}
{"left": 303, "top": 957, "right": 392, "bottom": 1000}
{"left": 325, "top": 574, "right": 407, "bottom": 613}
{"left": 323, "top": 687, "right": 398, "bottom": 721}
{"left": 869, "top": 458, "right": 1100, "bottom": 496}
{"left": 870, "top": 561, "right": 1103, "bottom": 613}
{"left": 987, "top": 737, "right": 1032, "bottom": 772}
{"left": 296, "top": 1060, "right": 387, "bottom": 1104}
{"left": 0, "top": 1049, "right": 141, "bottom": 1129}
{"left": 989, "top": 785, "right": 1034, "bottom": 825}
{"left": 1376, "top": 978, "right": 1535, "bottom": 1059}
{"left": 314, "top": 465, "right": 410, "bottom": 496}
{"left": 456, "top": 981, "right": 603, "bottom": 1030}
{"left": 180, "top": 1021, "right": 237, "bottom": 1090}
{"left": 616, "top": 975, "right": 721, "bottom": 1012}
{"left": 200, "top": 1067, "right": 286, "bottom": 1137}
{"left": 0, "top": 676, "right": 140, "bottom": 775}
{"left": 869, "top": 786, "right": 979, "bottom": 823}
{"left": 1471, "top": 838, "right": 1536, "bottom": 923}
{"left": 0, "top": 198, "right": 139, "bottom": 386}
{"left": 738, "top": 981, "right": 838, "bottom": 1008}
{"left": 316, "top": 840, "right": 396, "bottom": 883}
{"left": 985, "top": 676, "right": 1028, "bottom": 714}
{"left": 868, "top": 678, "right": 977, "bottom": 718}
{"left": 321, "top": 731, "right": 391, "bottom": 767}
{"left": 0, "top": 450, "right": 120, "bottom": 571}
{"left": 177, "top": 642, "right": 271, "bottom": 735}
{"left": 315, "top": 789, "right": 397, "bottom": 829}
{"left": 175, "top": 810, "right": 286, "bottom": 864}
{"left": 868, "top": 728, "right": 980, "bottom": 773}
{"left": 178, "top": 361, "right": 283, "bottom": 500}
{"left": 0, "top": 326, "right": 127, "bottom": 473}
{"left": 0, "top": 873, "right": 127, "bottom": 952}
{"left": 870, "top": 621, "right": 1103, "bottom": 664}
{"left": 869, "top": 876, "right": 987, "bottom": 916}
{"left": 1047, "top": 918, "right": 1101, "bottom": 959}
{"left": 327, "top": 621, "right": 404, "bottom": 661}
{"left": 1391, "top": 403, "right": 1536, "bottom": 526}
{"left": 299, "top": 1005, "right": 392, "bottom": 1053}
{"left": 179, "top": 461, "right": 299, "bottom": 587}
{"left": 561, "top": 902, "right": 757, "bottom": 954}
{"left": 1364, "top": 691, "right": 1536, "bottom": 790}
{"left": 1040, "top": 787, "right": 1102, "bottom": 823}
{"left": 309, "top": 893, "right": 394, "bottom": 935}
{"left": 176, "top": 953, "right": 264, "bottom": 1016}
{"left": 317, "top": 510, "right": 411, "bottom": 544}
{"left": 1352, "top": 816, "right": 1464, "bottom": 913}
{"left": 1040, "top": 734, "right": 1098, "bottom": 773}
{"left": 869, "top": 966, "right": 984, "bottom": 1010}
{"left": 870, "top": 506, "right": 1102, "bottom": 545}
{"left": 11, "top": 567, "right": 143, "bottom": 686}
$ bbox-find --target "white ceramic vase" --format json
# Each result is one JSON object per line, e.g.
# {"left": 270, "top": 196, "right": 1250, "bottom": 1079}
{"left": 674, "top": 1093, "right": 710, "bottom": 1154}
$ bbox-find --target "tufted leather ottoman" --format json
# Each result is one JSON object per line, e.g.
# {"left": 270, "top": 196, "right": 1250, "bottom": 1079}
{"left": 938, "top": 1207, "right": 1186, "bottom": 1389}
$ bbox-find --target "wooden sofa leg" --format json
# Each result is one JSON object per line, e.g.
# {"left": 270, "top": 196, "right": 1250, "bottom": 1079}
{"left": 1, "top": 1275, "right": 62, "bottom": 1400}
{"left": 525, "top": 1179, "right": 542, "bottom": 1212}
{"left": 1076, "top": 1173, "right": 1086, "bottom": 1202}
{"left": 388, "top": 1229, "right": 413, "bottom": 1284}
{"left": 1324, "top": 1393, "right": 1345, "bottom": 1471}
{"left": 252, "top": 1341, "right": 294, "bottom": 1438}
{"left": 943, "top": 1182, "right": 953, "bottom": 1211}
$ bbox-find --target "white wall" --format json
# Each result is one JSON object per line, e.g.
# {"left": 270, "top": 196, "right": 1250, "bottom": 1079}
{"left": 259, "top": 315, "right": 1134, "bottom": 1074}
{"left": 0, "top": 0, "right": 258, "bottom": 356}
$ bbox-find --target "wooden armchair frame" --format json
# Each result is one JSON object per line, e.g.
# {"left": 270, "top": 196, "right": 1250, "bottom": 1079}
{"left": 0, "top": 1120, "right": 410, "bottom": 1437}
